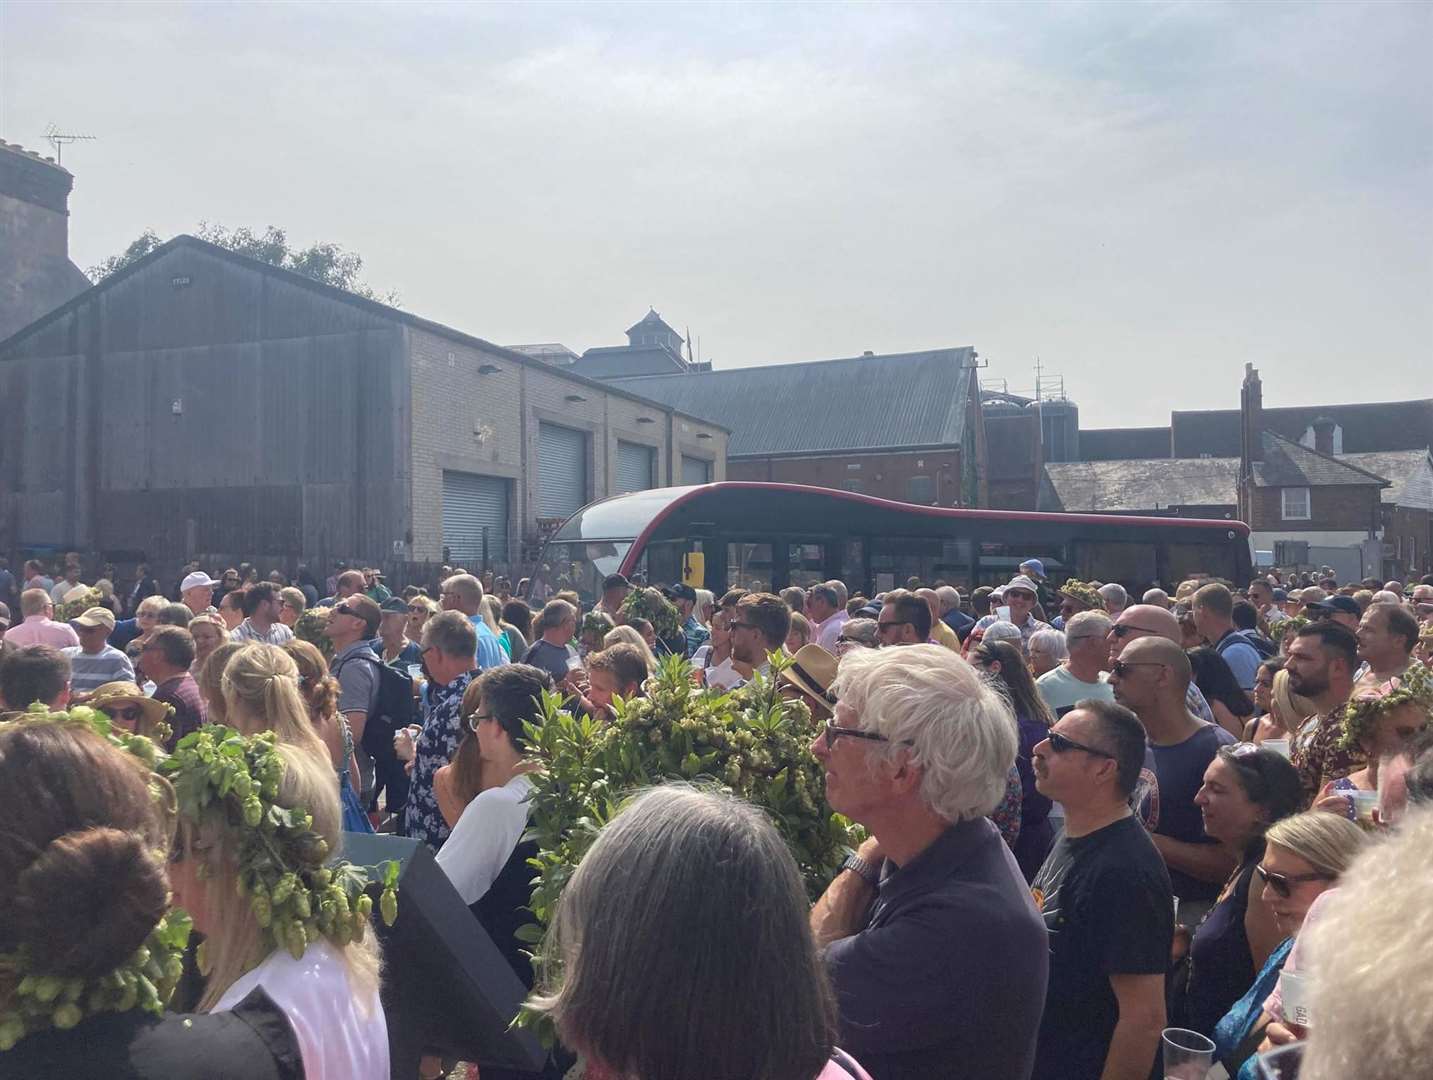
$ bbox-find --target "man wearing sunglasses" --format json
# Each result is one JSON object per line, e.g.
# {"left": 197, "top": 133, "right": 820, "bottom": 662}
{"left": 1108, "top": 636, "right": 1237, "bottom": 907}
{"left": 1029, "top": 700, "right": 1172, "bottom": 1080}
{"left": 1106, "top": 603, "right": 1219, "bottom": 726}
{"left": 808, "top": 644, "right": 1047, "bottom": 1080}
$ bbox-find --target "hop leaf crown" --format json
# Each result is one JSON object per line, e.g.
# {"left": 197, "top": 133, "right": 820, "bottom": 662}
{"left": 155, "top": 725, "right": 398, "bottom": 965}
{"left": 1338, "top": 665, "right": 1433, "bottom": 751}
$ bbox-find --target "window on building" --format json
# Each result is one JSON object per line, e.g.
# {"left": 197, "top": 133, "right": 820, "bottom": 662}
{"left": 1282, "top": 487, "right": 1311, "bottom": 521}
{"left": 908, "top": 476, "right": 935, "bottom": 504}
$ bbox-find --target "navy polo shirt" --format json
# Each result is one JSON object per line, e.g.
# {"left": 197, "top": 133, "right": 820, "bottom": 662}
{"left": 824, "top": 817, "right": 1049, "bottom": 1080}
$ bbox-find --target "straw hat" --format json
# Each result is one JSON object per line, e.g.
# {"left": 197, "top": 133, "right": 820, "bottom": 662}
{"left": 779, "top": 644, "right": 838, "bottom": 718}
{"left": 77, "top": 681, "right": 174, "bottom": 735}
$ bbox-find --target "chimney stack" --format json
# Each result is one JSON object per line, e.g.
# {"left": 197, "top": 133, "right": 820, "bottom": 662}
{"left": 1311, "top": 416, "right": 1336, "bottom": 456}
{"left": 0, "top": 140, "right": 89, "bottom": 340}
{"left": 1240, "top": 363, "right": 1264, "bottom": 465}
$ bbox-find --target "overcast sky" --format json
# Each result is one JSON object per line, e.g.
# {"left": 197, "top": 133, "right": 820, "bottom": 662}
{"left": 3, "top": 1, "right": 1428, "bottom": 427}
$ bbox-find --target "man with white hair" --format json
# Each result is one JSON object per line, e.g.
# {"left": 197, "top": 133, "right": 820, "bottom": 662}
{"left": 1037, "top": 609, "right": 1114, "bottom": 717}
{"left": 1097, "top": 583, "right": 1128, "bottom": 618}
{"left": 935, "top": 584, "right": 974, "bottom": 642}
{"left": 809, "top": 645, "right": 1048, "bottom": 1080}
{"left": 1141, "top": 587, "right": 1171, "bottom": 609}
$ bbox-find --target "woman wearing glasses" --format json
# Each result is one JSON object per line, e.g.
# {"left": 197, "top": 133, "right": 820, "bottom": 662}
{"left": 1210, "top": 810, "right": 1365, "bottom": 1078}
{"left": 1176, "top": 744, "right": 1303, "bottom": 1039}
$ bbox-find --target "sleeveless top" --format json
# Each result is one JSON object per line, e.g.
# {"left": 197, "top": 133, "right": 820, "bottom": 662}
{"left": 1184, "top": 859, "right": 1257, "bottom": 1036}
{"left": 472, "top": 835, "right": 541, "bottom": 988}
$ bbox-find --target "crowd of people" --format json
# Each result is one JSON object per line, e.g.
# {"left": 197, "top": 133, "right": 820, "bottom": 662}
{"left": 1, "top": 548, "right": 1430, "bottom": 1080}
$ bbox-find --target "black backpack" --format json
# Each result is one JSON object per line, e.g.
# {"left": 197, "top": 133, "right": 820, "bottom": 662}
{"left": 338, "top": 652, "right": 417, "bottom": 760}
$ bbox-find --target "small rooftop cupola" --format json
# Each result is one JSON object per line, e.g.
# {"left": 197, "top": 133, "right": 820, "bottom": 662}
{"left": 625, "top": 308, "right": 685, "bottom": 358}
{"left": 1311, "top": 415, "right": 1337, "bottom": 455}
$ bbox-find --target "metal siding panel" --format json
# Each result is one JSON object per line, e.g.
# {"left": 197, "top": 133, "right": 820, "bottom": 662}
{"left": 615, "top": 441, "right": 655, "bottom": 494}
{"left": 681, "top": 455, "right": 712, "bottom": 485}
{"left": 441, "top": 471, "right": 510, "bottom": 566}
{"left": 538, "top": 422, "right": 586, "bottom": 518}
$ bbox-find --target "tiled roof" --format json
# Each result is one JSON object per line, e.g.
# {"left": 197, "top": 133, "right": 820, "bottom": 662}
{"left": 1172, "top": 399, "right": 1433, "bottom": 457}
{"left": 1039, "top": 458, "right": 1238, "bottom": 513}
{"left": 1079, "top": 426, "right": 1172, "bottom": 461}
{"left": 1340, "top": 449, "right": 1433, "bottom": 509}
{"left": 608, "top": 348, "right": 976, "bottom": 456}
{"left": 1252, "top": 432, "right": 1390, "bottom": 488}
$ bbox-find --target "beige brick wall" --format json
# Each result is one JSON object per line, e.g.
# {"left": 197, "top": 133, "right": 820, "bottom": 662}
{"left": 406, "top": 327, "right": 728, "bottom": 561}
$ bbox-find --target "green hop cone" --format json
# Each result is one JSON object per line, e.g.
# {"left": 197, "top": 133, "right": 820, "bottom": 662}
{"left": 354, "top": 894, "right": 372, "bottom": 919}
{"left": 286, "top": 924, "right": 307, "bottom": 962}
{"left": 379, "top": 889, "right": 398, "bottom": 927}
{"left": 52, "top": 1003, "right": 83, "bottom": 1031}
{"left": 243, "top": 797, "right": 263, "bottom": 828}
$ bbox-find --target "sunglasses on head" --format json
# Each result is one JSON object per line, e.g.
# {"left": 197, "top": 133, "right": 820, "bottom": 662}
{"left": 1255, "top": 864, "right": 1333, "bottom": 899}
{"left": 1046, "top": 730, "right": 1115, "bottom": 758}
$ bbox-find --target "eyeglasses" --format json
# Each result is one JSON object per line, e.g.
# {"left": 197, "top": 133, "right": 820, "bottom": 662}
{"left": 820, "top": 723, "right": 893, "bottom": 751}
{"left": 1046, "top": 730, "right": 1116, "bottom": 758}
{"left": 467, "top": 711, "right": 494, "bottom": 732}
{"left": 876, "top": 620, "right": 911, "bottom": 632}
{"left": 1109, "top": 624, "right": 1161, "bottom": 639}
{"left": 1255, "top": 864, "right": 1333, "bottom": 899}
{"left": 1109, "top": 660, "right": 1166, "bottom": 678}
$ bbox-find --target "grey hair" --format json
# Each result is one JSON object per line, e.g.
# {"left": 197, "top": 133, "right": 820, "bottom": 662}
{"left": 1064, "top": 609, "right": 1113, "bottom": 643}
{"left": 1028, "top": 628, "right": 1067, "bottom": 661}
{"left": 824, "top": 580, "right": 849, "bottom": 608}
{"left": 1370, "top": 590, "right": 1403, "bottom": 606}
{"left": 529, "top": 785, "right": 836, "bottom": 1079}
{"left": 442, "top": 573, "right": 484, "bottom": 610}
{"left": 830, "top": 644, "right": 1017, "bottom": 823}
{"left": 421, "top": 610, "right": 477, "bottom": 658}
{"left": 1302, "top": 806, "right": 1433, "bottom": 1080}
{"left": 1142, "top": 588, "right": 1171, "bottom": 607}
{"left": 535, "top": 599, "right": 577, "bottom": 633}
{"left": 1098, "top": 583, "right": 1128, "bottom": 608}
{"left": 839, "top": 618, "right": 880, "bottom": 648}
{"left": 935, "top": 585, "right": 962, "bottom": 613}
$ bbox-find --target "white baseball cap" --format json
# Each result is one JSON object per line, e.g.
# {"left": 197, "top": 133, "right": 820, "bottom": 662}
{"left": 181, "top": 571, "right": 220, "bottom": 592}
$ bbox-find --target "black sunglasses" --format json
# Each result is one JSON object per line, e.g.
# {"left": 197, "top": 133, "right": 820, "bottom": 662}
{"left": 333, "top": 603, "right": 357, "bottom": 617}
{"left": 876, "top": 619, "right": 911, "bottom": 632}
{"left": 820, "top": 723, "right": 892, "bottom": 751}
{"left": 1256, "top": 864, "right": 1333, "bottom": 899}
{"left": 1046, "top": 730, "right": 1116, "bottom": 759}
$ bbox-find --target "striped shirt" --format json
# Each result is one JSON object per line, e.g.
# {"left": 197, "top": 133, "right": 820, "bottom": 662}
{"left": 62, "top": 644, "right": 136, "bottom": 695}
{"left": 231, "top": 619, "right": 295, "bottom": 645}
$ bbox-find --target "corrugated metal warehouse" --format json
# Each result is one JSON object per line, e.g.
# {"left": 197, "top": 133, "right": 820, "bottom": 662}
{"left": 0, "top": 235, "right": 727, "bottom": 580}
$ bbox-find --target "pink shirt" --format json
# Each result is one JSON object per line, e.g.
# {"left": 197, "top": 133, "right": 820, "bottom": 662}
{"left": 4, "top": 614, "right": 80, "bottom": 649}
{"left": 814, "top": 609, "right": 849, "bottom": 653}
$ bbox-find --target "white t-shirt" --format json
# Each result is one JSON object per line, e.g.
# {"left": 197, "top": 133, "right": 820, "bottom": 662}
{"left": 215, "top": 939, "right": 388, "bottom": 1080}
{"left": 1036, "top": 664, "right": 1115, "bottom": 717}
{"left": 436, "top": 773, "right": 535, "bottom": 906}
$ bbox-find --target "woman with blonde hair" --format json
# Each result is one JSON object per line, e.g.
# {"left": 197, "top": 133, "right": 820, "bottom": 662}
{"left": 188, "top": 612, "right": 229, "bottom": 674}
{"left": 121, "top": 594, "right": 169, "bottom": 660}
{"left": 284, "top": 638, "right": 371, "bottom": 834}
{"left": 220, "top": 642, "right": 328, "bottom": 767}
{"left": 165, "top": 732, "right": 388, "bottom": 1077}
{"left": 196, "top": 640, "right": 245, "bottom": 725}
{"left": 603, "top": 624, "right": 657, "bottom": 673}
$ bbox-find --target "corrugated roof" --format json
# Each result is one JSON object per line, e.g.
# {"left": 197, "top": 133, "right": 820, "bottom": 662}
{"left": 1340, "top": 449, "right": 1433, "bottom": 509}
{"left": 1040, "top": 458, "right": 1239, "bottom": 513}
{"left": 608, "top": 348, "right": 976, "bottom": 456}
{"left": 1253, "top": 432, "right": 1390, "bottom": 488}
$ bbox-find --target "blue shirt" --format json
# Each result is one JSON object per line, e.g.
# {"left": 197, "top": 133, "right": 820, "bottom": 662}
{"left": 683, "top": 614, "right": 710, "bottom": 659}
{"left": 1215, "top": 630, "right": 1262, "bottom": 692}
{"left": 470, "top": 616, "right": 509, "bottom": 671}
{"left": 403, "top": 669, "right": 474, "bottom": 850}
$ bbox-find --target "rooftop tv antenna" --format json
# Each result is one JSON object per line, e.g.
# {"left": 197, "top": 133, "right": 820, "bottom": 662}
{"left": 44, "top": 122, "right": 96, "bottom": 165}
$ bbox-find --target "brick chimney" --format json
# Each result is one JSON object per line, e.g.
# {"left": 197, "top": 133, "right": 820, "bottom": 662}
{"left": 0, "top": 140, "right": 90, "bottom": 341}
{"left": 1238, "top": 364, "right": 1264, "bottom": 525}
{"left": 1311, "top": 415, "right": 1336, "bottom": 455}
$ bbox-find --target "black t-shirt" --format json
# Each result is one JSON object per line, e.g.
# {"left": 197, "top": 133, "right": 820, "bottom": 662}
{"left": 1137, "top": 723, "right": 1235, "bottom": 901}
{"left": 0, "top": 987, "right": 301, "bottom": 1080}
{"left": 1031, "top": 815, "right": 1174, "bottom": 1080}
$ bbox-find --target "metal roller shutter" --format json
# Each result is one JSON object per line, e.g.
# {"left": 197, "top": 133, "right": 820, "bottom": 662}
{"left": 538, "top": 422, "right": 588, "bottom": 519}
{"left": 615, "top": 441, "right": 655, "bottom": 494}
{"left": 442, "top": 471, "right": 510, "bottom": 567}
{"left": 681, "top": 455, "right": 711, "bottom": 486}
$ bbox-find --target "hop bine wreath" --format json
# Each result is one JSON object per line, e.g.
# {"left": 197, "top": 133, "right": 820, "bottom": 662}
{"left": 293, "top": 606, "right": 335, "bottom": 660}
{"left": 618, "top": 587, "right": 681, "bottom": 643}
{"left": 0, "top": 705, "right": 189, "bottom": 1050}
{"left": 157, "top": 726, "right": 399, "bottom": 969}
{"left": 1338, "top": 665, "right": 1433, "bottom": 751}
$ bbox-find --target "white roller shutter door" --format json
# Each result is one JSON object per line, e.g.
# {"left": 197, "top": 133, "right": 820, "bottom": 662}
{"left": 538, "top": 422, "right": 588, "bottom": 519}
{"left": 681, "top": 455, "right": 711, "bottom": 486}
{"left": 615, "top": 441, "right": 655, "bottom": 494}
{"left": 442, "top": 471, "right": 509, "bottom": 566}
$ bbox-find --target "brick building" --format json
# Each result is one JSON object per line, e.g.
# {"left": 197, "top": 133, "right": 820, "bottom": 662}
{"left": 0, "top": 235, "right": 726, "bottom": 581}
{"left": 601, "top": 346, "right": 988, "bottom": 508}
{"left": 0, "top": 140, "right": 90, "bottom": 341}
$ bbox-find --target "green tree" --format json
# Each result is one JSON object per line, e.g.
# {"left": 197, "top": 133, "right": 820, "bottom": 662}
{"left": 87, "top": 223, "right": 398, "bottom": 305}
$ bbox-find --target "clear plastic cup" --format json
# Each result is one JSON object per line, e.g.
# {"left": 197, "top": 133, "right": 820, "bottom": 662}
{"left": 1161, "top": 1027, "right": 1215, "bottom": 1079}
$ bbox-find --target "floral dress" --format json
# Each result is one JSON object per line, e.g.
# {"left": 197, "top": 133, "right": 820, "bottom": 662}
{"left": 403, "top": 670, "right": 474, "bottom": 850}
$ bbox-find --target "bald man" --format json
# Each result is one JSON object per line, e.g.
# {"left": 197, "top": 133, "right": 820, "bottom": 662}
{"left": 1107, "top": 604, "right": 1218, "bottom": 727}
{"left": 1108, "top": 636, "right": 1236, "bottom": 905}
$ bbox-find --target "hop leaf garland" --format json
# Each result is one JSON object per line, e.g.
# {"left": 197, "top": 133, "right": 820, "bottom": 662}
{"left": 156, "top": 726, "right": 398, "bottom": 965}
{"left": 293, "top": 606, "right": 335, "bottom": 660}
{"left": 618, "top": 588, "right": 681, "bottom": 644}
{"left": 0, "top": 704, "right": 186, "bottom": 1050}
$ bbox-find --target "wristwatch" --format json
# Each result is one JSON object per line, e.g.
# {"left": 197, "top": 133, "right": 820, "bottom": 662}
{"left": 841, "top": 853, "right": 880, "bottom": 888}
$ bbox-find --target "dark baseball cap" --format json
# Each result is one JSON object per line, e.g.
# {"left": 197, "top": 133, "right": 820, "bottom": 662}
{"left": 663, "top": 583, "right": 697, "bottom": 603}
{"left": 1308, "top": 595, "right": 1361, "bottom": 618}
{"left": 602, "top": 574, "right": 631, "bottom": 590}
{"left": 380, "top": 597, "right": 409, "bottom": 614}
